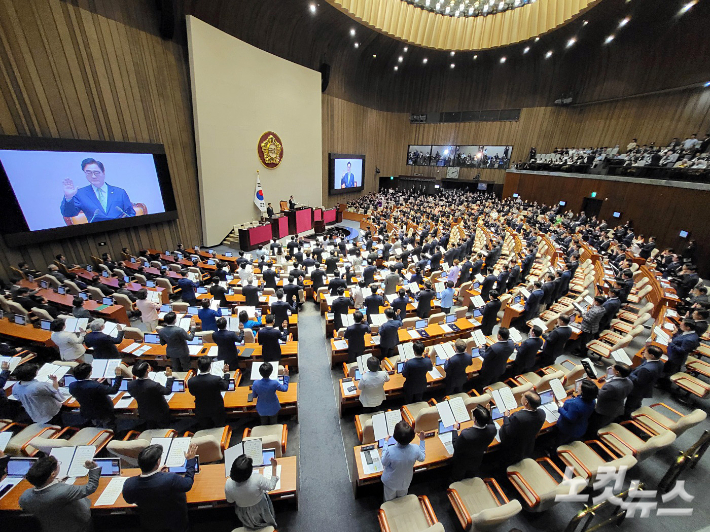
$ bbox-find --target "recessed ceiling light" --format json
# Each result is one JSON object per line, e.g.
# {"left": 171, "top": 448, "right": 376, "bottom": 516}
{"left": 566, "top": 37, "right": 576, "bottom": 48}
{"left": 423, "top": 57, "right": 428, "bottom": 64}
{"left": 619, "top": 17, "right": 630, "bottom": 27}
{"left": 450, "top": 63, "right": 455, "bottom": 68}
{"left": 523, "top": 46, "right": 530, "bottom": 54}
{"left": 404, "top": 46, "right": 409, "bottom": 52}
{"left": 398, "top": 56, "right": 404, "bottom": 62}
{"left": 473, "top": 54, "right": 478, "bottom": 59}
{"left": 535, "top": 37, "right": 540, "bottom": 42}
{"left": 582, "top": 20, "right": 588, "bottom": 26}
{"left": 373, "top": 54, "right": 377, "bottom": 58}
{"left": 604, "top": 34, "right": 615, "bottom": 44}
{"left": 450, "top": 51, "right": 456, "bottom": 56}
{"left": 309, "top": 3, "right": 316, "bottom": 13}
{"left": 350, "top": 28, "right": 356, "bottom": 36}
{"left": 545, "top": 50, "right": 553, "bottom": 58}
{"left": 394, "top": 66, "right": 399, "bottom": 71}
{"left": 500, "top": 56, "right": 506, "bottom": 63}
{"left": 354, "top": 42, "right": 359, "bottom": 48}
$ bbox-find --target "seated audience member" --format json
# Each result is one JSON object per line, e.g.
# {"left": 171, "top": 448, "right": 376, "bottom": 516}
{"left": 449, "top": 406, "right": 497, "bottom": 482}
{"left": 381, "top": 421, "right": 426, "bottom": 501}
{"left": 499, "top": 391, "right": 546, "bottom": 466}
{"left": 68, "top": 362, "right": 123, "bottom": 430}
{"left": 84, "top": 318, "right": 124, "bottom": 359}
{"left": 50, "top": 318, "right": 87, "bottom": 362}
{"left": 554, "top": 379, "right": 598, "bottom": 445}
{"left": 358, "top": 356, "right": 390, "bottom": 412}
{"left": 252, "top": 362, "right": 290, "bottom": 424}
{"left": 127, "top": 360, "right": 174, "bottom": 429}
{"left": 225, "top": 454, "right": 280, "bottom": 530}
{"left": 123, "top": 443, "right": 199, "bottom": 532}
{"left": 71, "top": 296, "right": 92, "bottom": 320}
{"left": 11, "top": 363, "right": 64, "bottom": 425}
{"left": 19, "top": 455, "right": 101, "bottom": 532}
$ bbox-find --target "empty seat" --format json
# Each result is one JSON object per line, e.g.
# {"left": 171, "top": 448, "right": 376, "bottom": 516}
{"left": 27, "top": 427, "right": 114, "bottom": 455}
{"left": 631, "top": 403, "right": 707, "bottom": 437}
{"left": 243, "top": 424, "right": 288, "bottom": 456}
{"left": 448, "top": 477, "right": 522, "bottom": 531}
{"left": 4, "top": 423, "right": 62, "bottom": 456}
{"left": 378, "top": 494, "right": 443, "bottom": 532}
{"left": 188, "top": 426, "right": 232, "bottom": 463}
{"left": 597, "top": 422, "right": 676, "bottom": 462}
{"left": 506, "top": 458, "right": 586, "bottom": 512}
{"left": 107, "top": 428, "right": 176, "bottom": 466}
{"left": 557, "top": 440, "right": 637, "bottom": 484}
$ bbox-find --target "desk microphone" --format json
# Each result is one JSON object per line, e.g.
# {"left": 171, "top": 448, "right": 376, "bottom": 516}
{"left": 115, "top": 206, "right": 129, "bottom": 218}
{"left": 89, "top": 209, "right": 101, "bottom": 223}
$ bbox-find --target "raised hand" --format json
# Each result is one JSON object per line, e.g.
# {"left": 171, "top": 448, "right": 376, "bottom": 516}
{"left": 165, "top": 367, "right": 173, "bottom": 377}
{"left": 184, "top": 443, "right": 198, "bottom": 460}
{"left": 63, "top": 178, "right": 78, "bottom": 200}
{"left": 84, "top": 460, "right": 98, "bottom": 470}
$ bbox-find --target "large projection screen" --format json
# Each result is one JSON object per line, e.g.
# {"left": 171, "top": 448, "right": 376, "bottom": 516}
{"left": 186, "top": 16, "right": 323, "bottom": 245}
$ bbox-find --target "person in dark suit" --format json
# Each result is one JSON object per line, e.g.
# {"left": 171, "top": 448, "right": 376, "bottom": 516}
{"left": 177, "top": 276, "right": 199, "bottom": 306}
{"left": 84, "top": 319, "right": 124, "bottom": 358}
{"left": 242, "top": 277, "right": 260, "bottom": 307}
{"left": 328, "top": 273, "right": 348, "bottom": 295}
{"left": 415, "top": 281, "right": 436, "bottom": 319}
{"left": 258, "top": 314, "right": 289, "bottom": 363}
{"left": 378, "top": 308, "right": 402, "bottom": 359}
{"left": 283, "top": 276, "right": 301, "bottom": 307}
{"left": 209, "top": 276, "right": 229, "bottom": 307}
{"left": 499, "top": 391, "right": 546, "bottom": 466}
{"left": 127, "top": 360, "right": 174, "bottom": 429}
{"left": 539, "top": 315, "right": 573, "bottom": 367}
{"left": 68, "top": 362, "right": 123, "bottom": 430}
{"left": 511, "top": 325, "right": 543, "bottom": 375}
{"left": 507, "top": 262, "right": 521, "bottom": 290}
{"left": 362, "top": 261, "right": 377, "bottom": 285}
{"left": 158, "top": 312, "right": 195, "bottom": 372}
{"left": 310, "top": 264, "right": 326, "bottom": 293}
{"left": 270, "top": 289, "right": 296, "bottom": 326}
{"left": 541, "top": 273, "right": 556, "bottom": 310}
{"left": 459, "top": 257, "right": 474, "bottom": 285}
{"left": 616, "top": 270, "right": 634, "bottom": 303}
{"left": 324, "top": 253, "right": 339, "bottom": 275}
{"left": 495, "top": 265, "right": 510, "bottom": 294}
{"left": 661, "top": 319, "right": 700, "bottom": 382}
{"left": 480, "top": 273, "right": 497, "bottom": 302}
{"left": 391, "top": 288, "right": 411, "bottom": 320}
{"left": 480, "top": 290, "right": 501, "bottom": 336}
{"left": 288, "top": 196, "right": 296, "bottom": 210}
{"left": 213, "top": 318, "right": 242, "bottom": 368}
{"left": 477, "top": 327, "right": 514, "bottom": 390}
{"left": 123, "top": 443, "right": 198, "bottom": 532}
{"left": 60, "top": 158, "right": 136, "bottom": 222}
{"left": 331, "top": 287, "right": 354, "bottom": 331}
{"left": 187, "top": 356, "right": 230, "bottom": 429}
{"left": 599, "top": 289, "right": 622, "bottom": 332}
{"left": 555, "top": 380, "right": 598, "bottom": 445}
{"left": 449, "top": 406, "right": 497, "bottom": 481}
{"left": 470, "top": 254, "right": 484, "bottom": 278}
{"left": 443, "top": 339, "right": 473, "bottom": 394}
{"left": 343, "top": 311, "right": 370, "bottom": 363}
{"left": 588, "top": 364, "right": 633, "bottom": 435}
{"left": 402, "top": 341, "right": 436, "bottom": 403}
{"left": 364, "top": 285, "right": 385, "bottom": 323}
{"left": 624, "top": 346, "right": 665, "bottom": 416}
{"left": 262, "top": 263, "right": 278, "bottom": 290}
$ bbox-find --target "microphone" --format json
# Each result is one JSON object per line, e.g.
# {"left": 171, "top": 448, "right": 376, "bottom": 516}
{"left": 89, "top": 209, "right": 101, "bottom": 223}
{"left": 115, "top": 206, "right": 129, "bottom": 218}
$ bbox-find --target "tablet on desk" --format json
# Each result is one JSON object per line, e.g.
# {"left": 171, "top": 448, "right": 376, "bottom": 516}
{"left": 228, "top": 379, "right": 235, "bottom": 392}
{"left": 196, "top": 287, "right": 208, "bottom": 294}
{"left": 539, "top": 390, "right": 554, "bottom": 405}
{"left": 146, "top": 281, "right": 156, "bottom": 288}
{"left": 445, "top": 314, "right": 457, "bottom": 324}
{"left": 94, "top": 458, "right": 121, "bottom": 476}
{"left": 144, "top": 333, "right": 160, "bottom": 344}
{"left": 6, "top": 457, "right": 38, "bottom": 477}
{"left": 439, "top": 421, "right": 456, "bottom": 434}
{"left": 490, "top": 406, "right": 503, "bottom": 420}
{"left": 57, "top": 286, "right": 66, "bottom": 295}
{"left": 102, "top": 297, "right": 114, "bottom": 306}
{"left": 397, "top": 362, "right": 404, "bottom": 373}
{"left": 239, "top": 347, "right": 255, "bottom": 358}
{"left": 102, "top": 271, "right": 109, "bottom": 278}
{"left": 415, "top": 319, "right": 427, "bottom": 329}
{"left": 40, "top": 319, "right": 52, "bottom": 331}
{"left": 62, "top": 374, "right": 77, "bottom": 387}
{"left": 473, "top": 309, "right": 482, "bottom": 318}
{"left": 40, "top": 280, "right": 49, "bottom": 289}
{"left": 171, "top": 380, "right": 185, "bottom": 392}
{"left": 78, "top": 292, "right": 89, "bottom": 301}
{"left": 354, "top": 369, "right": 361, "bottom": 381}
{"left": 187, "top": 306, "right": 200, "bottom": 315}
{"left": 168, "top": 456, "right": 200, "bottom": 474}
{"left": 160, "top": 304, "right": 172, "bottom": 313}
{"left": 14, "top": 315, "right": 26, "bottom": 326}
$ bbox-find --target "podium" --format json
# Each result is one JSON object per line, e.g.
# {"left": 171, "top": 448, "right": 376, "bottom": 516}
{"left": 287, "top": 207, "right": 313, "bottom": 235}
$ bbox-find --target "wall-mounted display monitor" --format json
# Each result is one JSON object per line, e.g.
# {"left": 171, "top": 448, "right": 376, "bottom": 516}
{"left": 612, "top": 211, "right": 622, "bottom": 218}
{"left": 0, "top": 136, "right": 177, "bottom": 246}
{"left": 329, "top": 153, "right": 365, "bottom": 195}
{"left": 407, "top": 144, "right": 513, "bottom": 169}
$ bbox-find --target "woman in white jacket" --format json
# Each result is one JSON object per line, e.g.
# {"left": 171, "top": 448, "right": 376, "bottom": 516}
{"left": 50, "top": 318, "right": 87, "bottom": 362}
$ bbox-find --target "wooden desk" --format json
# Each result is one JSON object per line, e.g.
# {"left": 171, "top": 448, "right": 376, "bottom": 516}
{"left": 17, "top": 281, "right": 130, "bottom": 325}
{"left": 70, "top": 268, "right": 168, "bottom": 304}
{"left": 0, "top": 457, "right": 298, "bottom": 513}
{"left": 0, "top": 318, "right": 54, "bottom": 346}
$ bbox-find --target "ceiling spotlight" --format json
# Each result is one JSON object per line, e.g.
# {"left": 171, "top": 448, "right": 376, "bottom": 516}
{"left": 473, "top": 54, "right": 478, "bottom": 59}
{"left": 566, "top": 37, "right": 576, "bottom": 48}
{"left": 450, "top": 51, "right": 456, "bottom": 56}
{"left": 355, "top": 42, "right": 360, "bottom": 48}
{"left": 500, "top": 56, "right": 506, "bottom": 63}
{"left": 373, "top": 54, "right": 377, "bottom": 58}
{"left": 398, "top": 56, "right": 404, "bottom": 62}
{"left": 394, "top": 66, "right": 399, "bottom": 71}
{"left": 450, "top": 63, "right": 455, "bottom": 68}
{"left": 523, "top": 46, "right": 530, "bottom": 54}
{"left": 350, "top": 28, "right": 356, "bottom": 36}
{"left": 545, "top": 50, "right": 553, "bottom": 58}
{"left": 604, "top": 34, "right": 615, "bottom": 44}
{"left": 423, "top": 57, "right": 428, "bottom": 64}
{"left": 619, "top": 17, "right": 630, "bottom": 27}
{"left": 582, "top": 20, "right": 588, "bottom": 26}
{"left": 309, "top": 3, "right": 316, "bottom": 13}
{"left": 404, "top": 46, "right": 409, "bottom": 52}
{"left": 535, "top": 37, "right": 540, "bottom": 42}
{"left": 679, "top": 0, "right": 697, "bottom": 14}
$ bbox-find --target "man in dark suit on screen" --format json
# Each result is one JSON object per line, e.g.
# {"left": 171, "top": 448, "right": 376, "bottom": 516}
{"left": 340, "top": 161, "right": 356, "bottom": 188}
{"left": 60, "top": 158, "right": 136, "bottom": 222}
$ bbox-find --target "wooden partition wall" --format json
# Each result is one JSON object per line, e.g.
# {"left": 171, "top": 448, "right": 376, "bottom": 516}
{"left": 503, "top": 170, "right": 710, "bottom": 277}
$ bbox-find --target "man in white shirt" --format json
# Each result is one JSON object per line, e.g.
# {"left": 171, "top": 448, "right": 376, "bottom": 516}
{"left": 358, "top": 356, "right": 390, "bottom": 412}
{"left": 682, "top": 133, "right": 700, "bottom": 151}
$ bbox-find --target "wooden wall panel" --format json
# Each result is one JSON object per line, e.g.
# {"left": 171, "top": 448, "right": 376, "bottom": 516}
{"left": 0, "top": 0, "right": 200, "bottom": 281}
{"left": 502, "top": 171, "right": 710, "bottom": 277}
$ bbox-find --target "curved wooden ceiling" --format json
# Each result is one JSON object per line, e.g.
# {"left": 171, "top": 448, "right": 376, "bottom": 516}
{"left": 327, "top": 0, "right": 602, "bottom": 50}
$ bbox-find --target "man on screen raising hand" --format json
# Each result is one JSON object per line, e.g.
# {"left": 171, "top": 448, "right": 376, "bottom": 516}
{"left": 60, "top": 157, "right": 136, "bottom": 222}
{"left": 340, "top": 161, "right": 355, "bottom": 188}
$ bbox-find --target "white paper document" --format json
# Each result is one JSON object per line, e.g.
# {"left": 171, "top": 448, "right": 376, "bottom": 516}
{"left": 121, "top": 342, "right": 142, "bottom": 354}
{"left": 428, "top": 367, "right": 443, "bottom": 380}
{"left": 333, "top": 340, "right": 348, "bottom": 351}
{"left": 436, "top": 398, "right": 469, "bottom": 427}
{"left": 0, "top": 356, "right": 21, "bottom": 373}
{"left": 50, "top": 445, "right": 96, "bottom": 478}
{"left": 471, "top": 329, "right": 487, "bottom": 347}
{"left": 0, "top": 431, "right": 12, "bottom": 452}
{"left": 261, "top": 464, "right": 282, "bottom": 491}
{"left": 491, "top": 387, "right": 517, "bottom": 411}
{"left": 611, "top": 349, "right": 632, "bottom": 365}
{"left": 438, "top": 431, "right": 454, "bottom": 455}
{"left": 360, "top": 449, "right": 383, "bottom": 474}
{"left": 94, "top": 477, "right": 129, "bottom": 506}
{"left": 150, "top": 436, "right": 192, "bottom": 467}
{"left": 549, "top": 379, "right": 567, "bottom": 402}
{"left": 0, "top": 477, "right": 22, "bottom": 500}
{"left": 250, "top": 361, "right": 278, "bottom": 380}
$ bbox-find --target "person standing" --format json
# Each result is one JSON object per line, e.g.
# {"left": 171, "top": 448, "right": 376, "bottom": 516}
{"left": 510, "top": 325, "right": 543, "bottom": 375}
{"left": 499, "top": 391, "right": 546, "bottom": 466}
{"left": 358, "top": 356, "right": 390, "bottom": 412}
{"left": 19, "top": 455, "right": 101, "bottom": 532}
{"left": 68, "top": 362, "right": 123, "bottom": 430}
{"left": 588, "top": 364, "right": 633, "bottom": 435}
{"left": 84, "top": 319, "right": 124, "bottom": 359}
{"left": 225, "top": 454, "right": 280, "bottom": 529}
{"left": 50, "top": 318, "right": 87, "bottom": 363}
{"left": 574, "top": 296, "right": 606, "bottom": 356}
{"left": 135, "top": 289, "right": 161, "bottom": 332}
{"left": 123, "top": 443, "right": 199, "bottom": 532}
{"left": 11, "top": 363, "right": 64, "bottom": 425}
{"left": 554, "top": 380, "right": 598, "bottom": 445}
{"left": 402, "top": 341, "right": 436, "bottom": 403}
{"left": 439, "top": 280, "right": 455, "bottom": 315}
{"left": 258, "top": 314, "right": 289, "bottom": 363}
{"left": 187, "top": 356, "right": 231, "bottom": 429}
{"left": 443, "top": 339, "right": 473, "bottom": 394}
{"left": 252, "top": 362, "right": 290, "bottom": 425}
{"left": 624, "top": 346, "right": 665, "bottom": 417}
{"left": 381, "top": 421, "right": 426, "bottom": 501}
{"left": 539, "top": 315, "right": 573, "bottom": 367}
{"left": 378, "top": 308, "right": 402, "bottom": 360}
{"left": 449, "top": 406, "right": 497, "bottom": 481}
{"left": 343, "top": 311, "right": 370, "bottom": 363}
{"left": 415, "top": 281, "right": 436, "bottom": 319}
{"left": 197, "top": 299, "right": 222, "bottom": 333}
{"left": 158, "top": 311, "right": 196, "bottom": 372}
{"left": 213, "top": 317, "right": 242, "bottom": 368}
{"left": 127, "top": 360, "right": 174, "bottom": 429}
{"left": 479, "top": 290, "right": 501, "bottom": 336}
{"left": 477, "top": 328, "right": 514, "bottom": 391}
